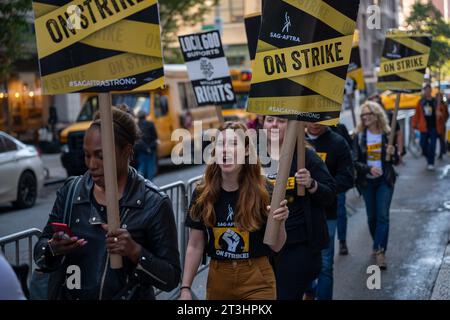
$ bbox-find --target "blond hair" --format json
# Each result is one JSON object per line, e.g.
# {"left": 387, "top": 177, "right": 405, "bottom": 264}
{"left": 356, "top": 101, "right": 391, "bottom": 134}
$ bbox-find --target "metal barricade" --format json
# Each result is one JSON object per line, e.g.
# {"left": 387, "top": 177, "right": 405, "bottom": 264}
{"left": 0, "top": 228, "right": 42, "bottom": 277}
{"left": 159, "top": 180, "right": 188, "bottom": 267}
{"left": 187, "top": 175, "right": 203, "bottom": 201}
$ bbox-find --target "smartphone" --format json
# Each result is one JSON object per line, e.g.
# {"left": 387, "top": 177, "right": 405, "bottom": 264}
{"left": 50, "top": 222, "right": 74, "bottom": 239}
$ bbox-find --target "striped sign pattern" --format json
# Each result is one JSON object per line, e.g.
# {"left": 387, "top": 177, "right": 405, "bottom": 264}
{"left": 32, "top": 0, "right": 164, "bottom": 95}
{"left": 244, "top": 12, "right": 262, "bottom": 62}
{"left": 246, "top": 0, "right": 360, "bottom": 125}
{"left": 377, "top": 30, "right": 432, "bottom": 92}
{"left": 347, "top": 34, "right": 365, "bottom": 91}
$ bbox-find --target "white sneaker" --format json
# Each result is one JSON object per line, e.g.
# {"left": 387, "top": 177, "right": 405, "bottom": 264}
{"left": 427, "top": 165, "right": 435, "bottom": 171}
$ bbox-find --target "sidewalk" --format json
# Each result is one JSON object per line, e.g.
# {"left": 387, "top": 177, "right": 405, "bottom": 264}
{"left": 431, "top": 233, "right": 450, "bottom": 300}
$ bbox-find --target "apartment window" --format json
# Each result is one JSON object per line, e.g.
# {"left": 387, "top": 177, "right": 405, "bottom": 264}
{"left": 228, "top": 0, "right": 244, "bottom": 23}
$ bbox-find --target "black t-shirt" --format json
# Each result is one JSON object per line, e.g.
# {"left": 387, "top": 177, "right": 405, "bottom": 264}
{"left": 185, "top": 188, "right": 271, "bottom": 260}
{"left": 307, "top": 129, "right": 354, "bottom": 220}
{"left": 262, "top": 154, "right": 307, "bottom": 243}
{"left": 422, "top": 98, "right": 436, "bottom": 130}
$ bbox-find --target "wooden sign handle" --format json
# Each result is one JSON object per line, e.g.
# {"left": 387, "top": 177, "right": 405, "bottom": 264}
{"left": 297, "top": 122, "right": 306, "bottom": 196}
{"left": 348, "top": 94, "right": 357, "bottom": 129}
{"left": 386, "top": 92, "right": 401, "bottom": 162}
{"left": 215, "top": 106, "right": 225, "bottom": 125}
{"left": 264, "top": 120, "right": 299, "bottom": 246}
{"left": 99, "top": 93, "right": 123, "bottom": 269}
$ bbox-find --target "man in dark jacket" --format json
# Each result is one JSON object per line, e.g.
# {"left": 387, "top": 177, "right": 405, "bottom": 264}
{"left": 135, "top": 111, "right": 159, "bottom": 179}
{"left": 306, "top": 123, "right": 354, "bottom": 300}
{"left": 412, "top": 85, "right": 439, "bottom": 170}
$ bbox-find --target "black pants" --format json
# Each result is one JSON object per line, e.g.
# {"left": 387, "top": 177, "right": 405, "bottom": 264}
{"left": 273, "top": 242, "right": 321, "bottom": 300}
{"left": 439, "top": 134, "right": 447, "bottom": 157}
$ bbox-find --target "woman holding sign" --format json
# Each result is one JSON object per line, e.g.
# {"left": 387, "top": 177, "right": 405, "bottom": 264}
{"left": 354, "top": 101, "right": 399, "bottom": 270}
{"left": 180, "top": 122, "right": 289, "bottom": 300}
{"left": 262, "top": 116, "right": 336, "bottom": 300}
{"left": 34, "top": 106, "right": 181, "bottom": 300}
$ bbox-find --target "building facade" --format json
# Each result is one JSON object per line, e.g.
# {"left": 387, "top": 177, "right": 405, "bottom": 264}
{"left": 176, "top": 0, "right": 262, "bottom": 67}
{"left": 356, "top": 0, "right": 400, "bottom": 95}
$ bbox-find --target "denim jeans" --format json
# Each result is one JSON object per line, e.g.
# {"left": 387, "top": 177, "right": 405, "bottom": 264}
{"left": 137, "top": 152, "right": 157, "bottom": 180}
{"left": 314, "top": 219, "right": 337, "bottom": 300}
{"left": 360, "top": 178, "right": 394, "bottom": 252}
{"left": 336, "top": 193, "right": 347, "bottom": 242}
{"left": 420, "top": 128, "right": 438, "bottom": 165}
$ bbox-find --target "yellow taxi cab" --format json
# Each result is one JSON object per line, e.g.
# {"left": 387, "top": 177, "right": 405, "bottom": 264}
{"left": 380, "top": 90, "right": 421, "bottom": 110}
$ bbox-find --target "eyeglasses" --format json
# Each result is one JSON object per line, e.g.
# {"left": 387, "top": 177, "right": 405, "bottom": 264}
{"left": 360, "top": 112, "right": 374, "bottom": 118}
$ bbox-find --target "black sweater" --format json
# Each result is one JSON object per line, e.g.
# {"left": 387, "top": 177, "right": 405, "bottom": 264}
{"left": 307, "top": 129, "right": 355, "bottom": 220}
{"left": 264, "top": 148, "right": 336, "bottom": 253}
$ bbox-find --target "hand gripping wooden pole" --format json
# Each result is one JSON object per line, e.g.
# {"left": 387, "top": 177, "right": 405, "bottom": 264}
{"left": 98, "top": 93, "right": 123, "bottom": 269}
{"left": 386, "top": 92, "right": 401, "bottom": 162}
{"left": 264, "top": 120, "right": 299, "bottom": 246}
{"left": 297, "top": 122, "right": 306, "bottom": 196}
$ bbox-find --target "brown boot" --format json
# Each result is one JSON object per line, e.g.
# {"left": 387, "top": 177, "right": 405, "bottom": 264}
{"left": 376, "top": 251, "right": 387, "bottom": 270}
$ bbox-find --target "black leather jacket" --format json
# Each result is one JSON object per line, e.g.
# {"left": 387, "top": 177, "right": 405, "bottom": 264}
{"left": 34, "top": 168, "right": 181, "bottom": 300}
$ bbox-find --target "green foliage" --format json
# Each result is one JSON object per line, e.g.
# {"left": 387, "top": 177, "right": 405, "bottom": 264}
{"left": 0, "top": 0, "right": 32, "bottom": 82}
{"left": 405, "top": 1, "right": 450, "bottom": 80}
{"left": 159, "top": 0, "right": 219, "bottom": 50}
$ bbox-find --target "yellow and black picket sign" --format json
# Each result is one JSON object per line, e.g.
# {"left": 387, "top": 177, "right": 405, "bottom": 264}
{"left": 377, "top": 30, "right": 432, "bottom": 161}
{"left": 244, "top": 12, "right": 262, "bottom": 63}
{"left": 347, "top": 30, "right": 365, "bottom": 91}
{"left": 32, "top": 0, "right": 164, "bottom": 94}
{"left": 247, "top": 0, "right": 360, "bottom": 126}
{"left": 247, "top": 0, "right": 360, "bottom": 246}
{"left": 377, "top": 30, "right": 432, "bottom": 92}
{"left": 32, "top": 0, "right": 165, "bottom": 269}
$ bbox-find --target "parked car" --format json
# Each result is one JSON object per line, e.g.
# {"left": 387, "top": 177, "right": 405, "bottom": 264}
{"left": 0, "top": 131, "right": 45, "bottom": 209}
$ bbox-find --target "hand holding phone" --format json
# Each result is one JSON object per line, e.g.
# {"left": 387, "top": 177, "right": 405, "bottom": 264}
{"left": 50, "top": 222, "right": 74, "bottom": 239}
{"left": 49, "top": 222, "right": 87, "bottom": 256}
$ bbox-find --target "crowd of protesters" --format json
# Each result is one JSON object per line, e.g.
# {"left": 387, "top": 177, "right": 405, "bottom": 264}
{"left": 0, "top": 87, "right": 448, "bottom": 301}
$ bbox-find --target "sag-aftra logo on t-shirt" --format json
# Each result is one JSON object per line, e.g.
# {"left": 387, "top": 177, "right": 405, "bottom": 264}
{"left": 213, "top": 204, "right": 250, "bottom": 259}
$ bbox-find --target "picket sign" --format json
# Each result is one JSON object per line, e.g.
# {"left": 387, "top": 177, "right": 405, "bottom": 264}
{"left": 32, "top": 0, "right": 166, "bottom": 268}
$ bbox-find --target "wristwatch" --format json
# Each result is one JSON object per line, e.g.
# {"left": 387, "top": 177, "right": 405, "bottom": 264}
{"left": 306, "top": 179, "right": 317, "bottom": 190}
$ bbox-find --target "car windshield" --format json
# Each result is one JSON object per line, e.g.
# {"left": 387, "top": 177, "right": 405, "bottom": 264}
{"left": 76, "top": 94, "right": 150, "bottom": 122}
